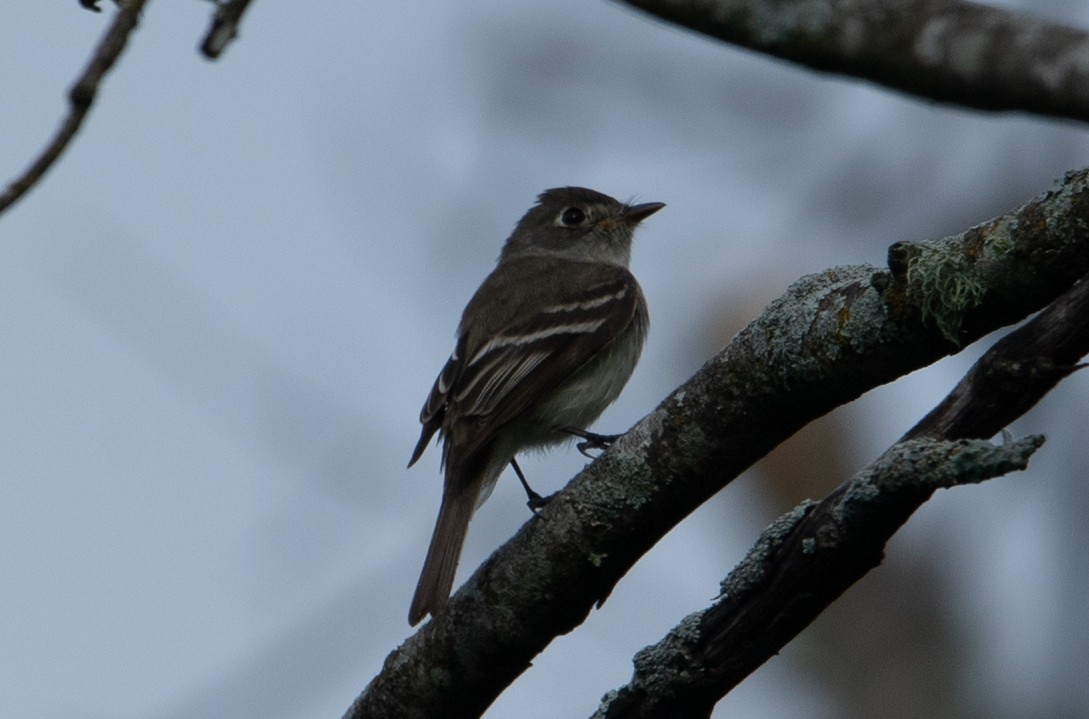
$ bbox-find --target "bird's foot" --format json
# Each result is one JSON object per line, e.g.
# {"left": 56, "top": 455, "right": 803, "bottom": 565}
{"left": 557, "top": 426, "right": 622, "bottom": 458}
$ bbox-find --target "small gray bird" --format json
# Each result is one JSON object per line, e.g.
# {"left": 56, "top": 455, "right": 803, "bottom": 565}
{"left": 407, "top": 187, "right": 664, "bottom": 625}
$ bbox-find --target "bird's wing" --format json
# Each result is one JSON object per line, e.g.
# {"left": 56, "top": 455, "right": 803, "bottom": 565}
{"left": 408, "top": 268, "right": 639, "bottom": 467}
{"left": 408, "top": 331, "right": 467, "bottom": 468}
{"left": 448, "top": 271, "right": 638, "bottom": 458}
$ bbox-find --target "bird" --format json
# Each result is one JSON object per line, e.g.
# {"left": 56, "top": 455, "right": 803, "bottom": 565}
{"left": 407, "top": 187, "right": 664, "bottom": 625}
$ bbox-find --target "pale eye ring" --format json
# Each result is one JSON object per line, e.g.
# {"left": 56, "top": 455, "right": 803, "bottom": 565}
{"left": 557, "top": 207, "right": 586, "bottom": 227}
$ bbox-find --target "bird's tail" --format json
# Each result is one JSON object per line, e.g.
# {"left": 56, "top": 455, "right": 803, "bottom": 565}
{"left": 408, "top": 480, "right": 480, "bottom": 625}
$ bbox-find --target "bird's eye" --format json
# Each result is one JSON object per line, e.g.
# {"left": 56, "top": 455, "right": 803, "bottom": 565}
{"left": 558, "top": 207, "right": 586, "bottom": 226}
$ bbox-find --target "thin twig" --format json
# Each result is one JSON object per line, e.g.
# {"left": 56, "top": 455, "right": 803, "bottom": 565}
{"left": 0, "top": 0, "right": 149, "bottom": 216}
{"left": 200, "top": 0, "right": 255, "bottom": 59}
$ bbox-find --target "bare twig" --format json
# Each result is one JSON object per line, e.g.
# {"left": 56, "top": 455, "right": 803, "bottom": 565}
{"left": 619, "top": 0, "right": 1089, "bottom": 124}
{"left": 200, "top": 0, "right": 255, "bottom": 59}
{"left": 0, "top": 0, "right": 149, "bottom": 216}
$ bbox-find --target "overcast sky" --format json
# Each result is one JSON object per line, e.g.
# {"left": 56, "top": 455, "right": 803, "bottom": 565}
{"left": 2, "top": 2, "right": 1089, "bottom": 718}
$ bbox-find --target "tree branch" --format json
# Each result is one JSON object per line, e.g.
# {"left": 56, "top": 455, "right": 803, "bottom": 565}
{"left": 346, "top": 169, "right": 1089, "bottom": 717}
{"left": 594, "top": 266, "right": 1089, "bottom": 717}
{"left": 617, "top": 0, "right": 1089, "bottom": 124}
{"left": 0, "top": 0, "right": 149, "bottom": 216}
{"left": 906, "top": 275, "right": 1089, "bottom": 441}
{"left": 595, "top": 436, "right": 1043, "bottom": 719}
{"left": 200, "top": 0, "right": 255, "bottom": 59}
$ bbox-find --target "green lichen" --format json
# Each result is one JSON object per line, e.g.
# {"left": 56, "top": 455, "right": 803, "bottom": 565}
{"left": 905, "top": 243, "right": 987, "bottom": 343}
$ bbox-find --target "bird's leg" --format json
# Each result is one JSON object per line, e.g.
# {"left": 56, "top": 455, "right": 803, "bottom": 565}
{"left": 510, "top": 458, "right": 550, "bottom": 514}
{"left": 556, "top": 426, "right": 622, "bottom": 458}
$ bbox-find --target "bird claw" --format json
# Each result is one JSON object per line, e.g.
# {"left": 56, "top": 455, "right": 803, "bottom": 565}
{"left": 558, "top": 426, "right": 621, "bottom": 457}
{"left": 527, "top": 491, "right": 553, "bottom": 517}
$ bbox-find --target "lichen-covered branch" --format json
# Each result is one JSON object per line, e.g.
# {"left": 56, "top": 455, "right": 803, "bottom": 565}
{"left": 595, "top": 266, "right": 1089, "bottom": 717}
{"left": 346, "top": 170, "right": 1089, "bottom": 717}
{"left": 593, "top": 436, "right": 1043, "bottom": 719}
{"left": 618, "top": 0, "right": 1089, "bottom": 124}
{"left": 0, "top": 0, "right": 149, "bottom": 216}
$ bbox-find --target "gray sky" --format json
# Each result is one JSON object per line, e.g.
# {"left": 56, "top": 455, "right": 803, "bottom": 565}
{"left": 2, "top": 2, "right": 1089, "bottom": 717}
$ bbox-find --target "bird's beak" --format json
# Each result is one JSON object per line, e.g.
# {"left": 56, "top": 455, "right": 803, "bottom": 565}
{"left": 620, "top": 201, "right": 666, "bottom": 225}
